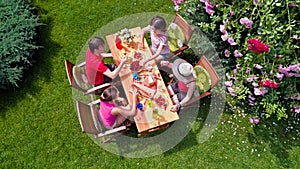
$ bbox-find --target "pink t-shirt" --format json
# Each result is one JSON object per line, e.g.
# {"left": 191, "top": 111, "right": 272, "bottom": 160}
{"left": 178, "top": 80, "right": 188, "bottom": 92}
{"left": 178, "top": 80, "right": 196, "bottom": 93}
{"left": 150, "top": 30, "right": 169, "bottom": 55}
{"left": 85, "top": 48, "right": 108, "bottom": 85}
{"left": 99, "top": 101, "right": 117, "bottom": 127}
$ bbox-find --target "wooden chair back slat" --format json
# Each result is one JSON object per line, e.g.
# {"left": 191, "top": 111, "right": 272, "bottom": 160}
{"left": 64, "top": 59, "right": 111, "bottom": 95}
{"left": 75, "top": 100, "right": 128, "bottom": 142}
{"left": 172, "top": 13, "right": 194, "bottom": 44}
{"left": 196, "top": 56, "right": 220, "bottom": 89}
{"left": 76, "top": 101, "right": 99, "bottom": 134}
{"left": 65, "top": 60, "right": 85, "bottom": 92}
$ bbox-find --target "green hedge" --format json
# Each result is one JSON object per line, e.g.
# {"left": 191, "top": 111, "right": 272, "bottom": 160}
{"left": 0, "top": 0, "right": 41, "bottom": 89}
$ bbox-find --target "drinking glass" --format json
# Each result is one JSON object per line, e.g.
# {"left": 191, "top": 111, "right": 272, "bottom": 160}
{"left": 115, "top": 35, "right": 123, "bottom": 50}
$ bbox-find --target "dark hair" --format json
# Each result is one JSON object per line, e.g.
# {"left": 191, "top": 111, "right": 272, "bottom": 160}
{"left": 100, "top": 86, "right": 118, "bottom": 101}
{"left": 150, "top": 16, "right": 167, "bottom": 32}
{"left": 88, "top": 37, "right": 105, "bottom": 53}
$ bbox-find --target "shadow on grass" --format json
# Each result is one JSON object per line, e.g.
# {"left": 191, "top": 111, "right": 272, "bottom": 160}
{"left": 91, "top": 98, "right": 211, "bottom": 158}
{"left": 0, "top": 6, "right": 61, "bottom": 118}
{"left": 163, "top": 97, "right": 211, "bottom": 156}
{"left": 247, "top": 116, "right": 300, "bottom": 168}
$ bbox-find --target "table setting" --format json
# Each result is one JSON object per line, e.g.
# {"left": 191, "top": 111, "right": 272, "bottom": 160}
{"left": 106, "top": 27, "right": 179, "bottom": 134}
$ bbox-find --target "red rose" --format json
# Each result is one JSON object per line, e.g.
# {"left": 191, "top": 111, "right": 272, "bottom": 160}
{"left": 247, "top": 38, "right": 270, "bottom": 54}
{"left": 248, "top": 38, "right": 261, "bottom": 44}
{"left": 271, "top": 81, "right": 279, "bottom": 88}
{"left": 260, "top": 79, "right": 280, "bottom": 88}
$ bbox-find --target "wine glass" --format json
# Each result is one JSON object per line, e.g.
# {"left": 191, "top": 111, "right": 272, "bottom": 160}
{"left": 115, "top": 35, "right": 123, "bottom": 50}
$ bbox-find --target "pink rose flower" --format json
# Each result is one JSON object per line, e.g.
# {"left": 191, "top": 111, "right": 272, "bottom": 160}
{"left": 228, "top": 38, "right": 237, "bottom": 45}
{"left": 204, "top": 2, "right": 215, "bottom": 15}
{"left": 221, "top": 34, "right": 228, "bottom": 41}
{"left": 234, "top": 50, "right": 243, "bottom": 58}
{"left": 220, "top": 24, "right": 227, "bottom": 34}
{"left": 240, "top": 17, "right": 253, "bottom": 28}
{"left": 224, "top": 49, "right": 230, "bottom": 57}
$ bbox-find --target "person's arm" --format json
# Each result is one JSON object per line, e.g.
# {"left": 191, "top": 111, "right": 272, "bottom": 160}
{"left": 160, "top": 60, "right": 173, "bottom": 69}
{"left": 112, "top": 88, "right": 138, "bottom": 117}
{"left": 103, "top": 56, "right": 128, "bottom": 79}
{"left": 180, "top": 82, "right": 196, "bottom": 106}
{"left": 170, "top": 82, "right": 196, "bottom": 112}
{"left": 139, "top": 25, "right": 151, "bottom": 49}
{"left": 141, "top": 41, "right": 164, "bottom": 66}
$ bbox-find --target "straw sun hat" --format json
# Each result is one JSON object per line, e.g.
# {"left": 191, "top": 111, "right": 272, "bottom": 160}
{"left": 172, "top": 59, "right": 196, "bottom": 83}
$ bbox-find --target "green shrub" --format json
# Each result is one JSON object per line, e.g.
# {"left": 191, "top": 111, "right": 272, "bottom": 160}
{"left": 172, "top": 1, "right": 299, "bottom": 122}
{"left": 0, "top": 0, "right": 41, "bottom": 89}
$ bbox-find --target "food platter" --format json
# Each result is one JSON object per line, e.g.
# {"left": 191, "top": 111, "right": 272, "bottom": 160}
{"left": 130, "top": 60, "right": 143, "bottom": 72}
{"left": 133, "top": 51, "right": 143, "bottom": 60}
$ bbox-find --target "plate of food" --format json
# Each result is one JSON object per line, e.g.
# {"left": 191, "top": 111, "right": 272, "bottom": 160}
{"left": 154, "top": 94, "right": 167, "bottom": 107}
{"left": 133, "top": 51, "right": 143, "bottom": 60}
{"left": 130, "top": 60, "right": 143, "bottom": 72}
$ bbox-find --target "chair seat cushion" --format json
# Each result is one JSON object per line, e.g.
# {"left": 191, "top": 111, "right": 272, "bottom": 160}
{"left": 167, "top": 23, "right": 185, "bottom": 52}
{"left": 194, "top": 65, "right": 211, "bottom": 94}
{"left": 72, "top": 65, "right": 92, "bottom": 91}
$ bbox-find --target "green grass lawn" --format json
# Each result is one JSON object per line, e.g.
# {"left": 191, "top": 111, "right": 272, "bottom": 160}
{"left": 1, "top": 0, "right": 300, "bottom": 168}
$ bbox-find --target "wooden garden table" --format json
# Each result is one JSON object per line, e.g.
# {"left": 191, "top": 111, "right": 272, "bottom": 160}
{"left": 106, "top": 27, "right": 179, "bottom": 136}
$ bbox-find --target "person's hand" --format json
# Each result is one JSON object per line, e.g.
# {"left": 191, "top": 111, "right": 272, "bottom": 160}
{"left": 160, "top": 60, "right": 169, "bottom": 67}
{"left": 170, "top": 103, "right": 180, "bottom": 112}
{"left": 121, "top": 55, "right": 128, "bottom": 63}
{"left": 129, "top": 87, "right": 138, "bottom": 97}
{"left": 138, "top": 42, "right": 144, "bottom": 50}
{"left": 170, "top": 105, "right": 179, "bottom": 112}
{"left": 119, "top": 97, "right": 128, "bottom": 106}
{"left": 169, "top": 74, "right": 174, "bottom": 78}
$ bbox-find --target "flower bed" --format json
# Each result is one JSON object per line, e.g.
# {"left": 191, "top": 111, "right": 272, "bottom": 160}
{"left": 172, "top": 0, "right": 299, "bottom": 132}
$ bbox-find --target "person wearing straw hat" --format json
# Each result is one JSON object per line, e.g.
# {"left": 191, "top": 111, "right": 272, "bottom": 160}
{"left": 161, "top": 58, "right": 196, "bottom": 112}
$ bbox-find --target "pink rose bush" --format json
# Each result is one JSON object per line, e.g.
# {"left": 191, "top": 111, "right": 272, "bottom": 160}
{"left": 172, "top": 0, "right": 299, "bottom": 134}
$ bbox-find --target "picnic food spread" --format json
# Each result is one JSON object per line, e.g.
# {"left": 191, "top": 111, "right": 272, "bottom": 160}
{"left": 133, "top": 51, "right": 143, "bottom": 60}
{"left": 130, "top": 60, "right": 143, "bottom": 72}
{"left": 106, "top": 27, "right": 179, "bottom": 133}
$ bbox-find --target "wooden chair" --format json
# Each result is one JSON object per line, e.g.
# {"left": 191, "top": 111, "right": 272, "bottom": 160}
{"left": 75, "top": 100, "right": 129, "bottom": 143}
{"left": 167, "top": 56, "right": 220, "bottom": 106}
{"left": 167, "top": 13, "right": 194, "bottom": 57}
{"left": 64, "top": 59, "right": 111, "bottom": 95}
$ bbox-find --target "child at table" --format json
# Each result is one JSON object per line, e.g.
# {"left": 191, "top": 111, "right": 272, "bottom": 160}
{"left": 99, "top": 86, "right": 138, "bottom": 129}
{"left": 139, "top": 16, "right": 170, "bottom": 66}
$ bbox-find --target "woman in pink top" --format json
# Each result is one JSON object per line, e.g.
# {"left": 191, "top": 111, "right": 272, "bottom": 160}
{"left": 99, "top": 86, "right": 138, "bottom": 129}
{"left": 161, "top": 58, "right": 196, "bottom": 112}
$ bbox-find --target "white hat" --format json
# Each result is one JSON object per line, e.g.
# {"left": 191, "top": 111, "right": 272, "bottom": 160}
{"left": 172, "top": 59, "right": 196, "bottom": 83}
